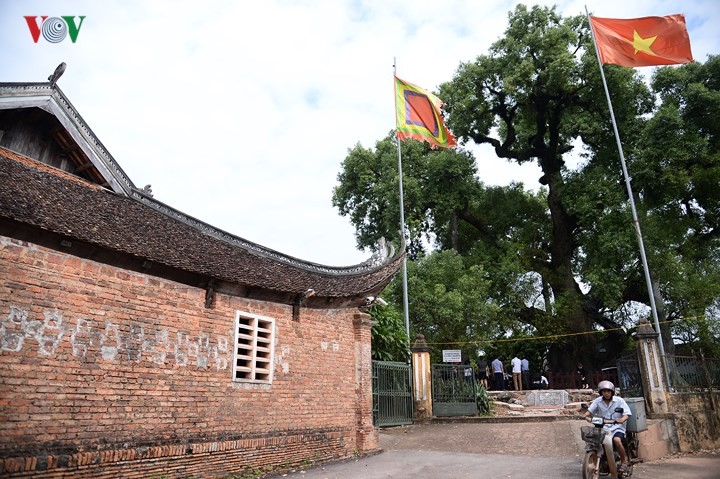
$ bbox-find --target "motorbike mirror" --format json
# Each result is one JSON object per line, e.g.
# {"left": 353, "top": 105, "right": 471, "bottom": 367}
{"left": 614, "top": 407, "right": 623, "bottom": 413}
{"left": 580, "top": 403, "right": 588, "bottom": 410}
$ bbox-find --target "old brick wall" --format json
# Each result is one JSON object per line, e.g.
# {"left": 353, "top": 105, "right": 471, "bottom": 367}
{"left": 0, "top": 235, "right": 374, "bottom": 477}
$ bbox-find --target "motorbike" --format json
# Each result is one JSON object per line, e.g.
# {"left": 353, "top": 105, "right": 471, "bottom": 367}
{"left": 579, "top": 404, "right": 641, "bottom": 479}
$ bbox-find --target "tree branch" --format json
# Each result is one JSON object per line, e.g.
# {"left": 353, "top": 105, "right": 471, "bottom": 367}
{"left": 457, "top": 207, "right": 490, "bottom": 235}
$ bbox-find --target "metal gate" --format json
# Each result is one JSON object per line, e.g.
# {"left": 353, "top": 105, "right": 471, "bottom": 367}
{"left": 617, "top": 354, "right": 643, "bottom": 398}
{"left": 431, "top": 364, "right": 477, "bottom": 416}
{"left": 372, "top": 360, "right": 413, "bottom": 427}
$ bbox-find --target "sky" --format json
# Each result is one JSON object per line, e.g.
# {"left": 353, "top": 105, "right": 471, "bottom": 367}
{"left": 1, "top": 0, "right": 718, "bottom": 266}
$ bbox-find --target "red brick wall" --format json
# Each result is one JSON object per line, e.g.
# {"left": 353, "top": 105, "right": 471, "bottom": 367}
{"left": 0, "top": 236, "right": 377, "bottom": 477}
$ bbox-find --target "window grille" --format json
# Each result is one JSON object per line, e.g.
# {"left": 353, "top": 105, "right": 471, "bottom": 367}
{"left": 233, "top": 311, "right": 275, "bottom": 384}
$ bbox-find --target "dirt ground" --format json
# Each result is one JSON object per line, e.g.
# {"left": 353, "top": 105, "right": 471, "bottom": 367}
{"left": 379, "top": 420, "right": 586, "bottom": 456}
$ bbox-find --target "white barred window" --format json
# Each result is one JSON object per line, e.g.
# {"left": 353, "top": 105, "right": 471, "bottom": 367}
{"left": 232, "top": 311, "right": 275, "bottom": 384}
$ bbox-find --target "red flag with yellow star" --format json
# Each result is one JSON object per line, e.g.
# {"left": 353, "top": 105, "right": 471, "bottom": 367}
{"left": 590, "top": 15, "right": 693, "bottom": 67}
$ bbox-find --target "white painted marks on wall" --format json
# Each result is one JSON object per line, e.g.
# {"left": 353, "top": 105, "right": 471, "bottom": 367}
{"left": 276, "top": 346, "right": 291, "bottom": 375}
{"left": 0, "top": 306, "right": 230, "bottom": 369}
{"left": 320, "top": 341, "right": 340, "bottom": 352}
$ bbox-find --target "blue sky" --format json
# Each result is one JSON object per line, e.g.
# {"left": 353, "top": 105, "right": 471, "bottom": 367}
{"left": 1, "top": 0, "right": 718, "bottom": 265}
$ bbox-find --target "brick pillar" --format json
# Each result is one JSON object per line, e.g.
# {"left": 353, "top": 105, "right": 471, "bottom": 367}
{"left": 634, "top": 318, "right": 669, "bottom": 414}
{"left": 411, "top": 334, "right": 432, "bottom": 419}
{"left": 353, "top": 312, "right": 378, "bottom": 452}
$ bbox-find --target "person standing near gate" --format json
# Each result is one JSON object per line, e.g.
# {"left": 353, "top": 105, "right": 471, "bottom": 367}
{"left": 463, "top": 359, "right": 473, "bottom": 383}
{"left": 476, "top": 356, "right": 489, "bottom": 389}
{"left": 577, "top": 362, "right": 589, "bottom": 389}
{"left": 491, "top": 356, "right": 504, "bottom": 390}
{"left": 521, "top": 355, "right": 530, "bottom": 390}
{"left": 511, "top": 355, "right": 522, "bottom": 391}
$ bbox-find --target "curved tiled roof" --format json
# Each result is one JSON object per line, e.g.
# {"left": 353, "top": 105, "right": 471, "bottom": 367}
{"left": 0, "top": 147, "right": 404, "bottom": 305}
{"left": 0, "top": 81, "right": 400, "bottom": 278}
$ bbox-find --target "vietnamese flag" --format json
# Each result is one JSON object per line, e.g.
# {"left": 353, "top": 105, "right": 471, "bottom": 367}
{"left": 590, "top": 15, "right": 693, "bottom": 67}
{"left": 395, "top": 76, "right": 456, "bottom": 149}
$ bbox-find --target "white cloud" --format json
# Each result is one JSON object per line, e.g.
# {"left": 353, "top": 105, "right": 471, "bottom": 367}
{"left": 1, "top": 0, "right": 717, "bottom": 265}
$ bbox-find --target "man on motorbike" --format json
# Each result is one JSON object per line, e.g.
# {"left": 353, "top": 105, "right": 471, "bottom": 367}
{"left": 583, "top": 380, "right": 632, "bottom": 475}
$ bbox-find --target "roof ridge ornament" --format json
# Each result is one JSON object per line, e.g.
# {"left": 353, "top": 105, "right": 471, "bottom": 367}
{"left": 48, "top": 62, "right": 66, "bottom": 87}
{"left": 367, "top": 237, "right": 394, "bottom": 267}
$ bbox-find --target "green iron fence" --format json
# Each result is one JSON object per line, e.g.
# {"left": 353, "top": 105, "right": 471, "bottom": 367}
{"left": 372, "top": 360, "right": 413, "bottom": 427}
{"left": 431, "top": 363, "right": 477, "bottom": 416}
{"left": 617, "top": 354, "right": 643, "bottom": 398}
{"left": 665, "top": 355, "right": 720, "bottom": 391}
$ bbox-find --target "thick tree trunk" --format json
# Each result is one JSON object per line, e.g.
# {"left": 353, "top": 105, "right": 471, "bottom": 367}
{"left": 543, "top": 167, "right": 599, "bottom": 373}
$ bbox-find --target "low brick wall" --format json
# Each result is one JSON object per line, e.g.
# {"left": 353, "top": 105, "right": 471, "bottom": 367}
{"left": 637, "top": 419, "right": 676, "bottom": 460}
{"left": 0, "top": 428, "right": 352, "bottom": 478}
{"left": 666, "top": 391, "right": 720, "bottom": 451}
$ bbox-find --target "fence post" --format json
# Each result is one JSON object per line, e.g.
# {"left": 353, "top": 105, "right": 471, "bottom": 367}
{"left": 411, "top": 334, "right": 432, "bottom": 419}
{"left": 634, "top": 318, "right": 669, "bottom": 414}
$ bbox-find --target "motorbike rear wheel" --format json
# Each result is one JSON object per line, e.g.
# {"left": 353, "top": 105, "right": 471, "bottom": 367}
{"left": 582, "top": 450, "right": 600, "bottom": 479}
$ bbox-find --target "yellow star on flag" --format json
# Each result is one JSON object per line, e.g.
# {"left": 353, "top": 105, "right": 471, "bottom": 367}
{"left": 632, "top": 30, "right": 657, "bottom": 56}
{"left": 590, "top": 14, "right": 693, "bottom": 67}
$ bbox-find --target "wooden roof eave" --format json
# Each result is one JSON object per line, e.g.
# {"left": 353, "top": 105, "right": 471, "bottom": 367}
{"left": 0, "top": 82, "right": 136, "bottom": 196}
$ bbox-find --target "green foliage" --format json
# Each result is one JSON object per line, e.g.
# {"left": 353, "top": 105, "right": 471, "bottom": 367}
{"left": 436, "top": 4, "right": 652, "bottom": 366}
{"left": 569, "top": 55, "right": 720, "bottom": 347}
{"left": 332, "top": 135, "right": 480, "bottom": 257}
{"left": 673, "top": 312, "right": 720, "bottom": 359}
{"left": 370, "top": 302, "right": 409, "bottom": 362}
{"left": 385, "top": 250, "right": 507, "bottom": 361}
{"left": 637, "top": 56, "right": 720, "bottom": 323}
{"left": 476, "top": 383, "right": 492, "bottom": 415}
{"left": 333, "top": 5, "right": 720, "bottom": 370}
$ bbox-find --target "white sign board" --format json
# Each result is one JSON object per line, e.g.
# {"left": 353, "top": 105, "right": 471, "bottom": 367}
{"left": 442, "top": 349, "right": 462, "bottom": 363}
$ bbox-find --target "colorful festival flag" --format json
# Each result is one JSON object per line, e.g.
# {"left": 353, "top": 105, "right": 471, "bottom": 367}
{"left": 590, "top": 14, "right": 693, "bottom": 67}
{"left": 395, "top": 76, "right": 456, "bottom": 149}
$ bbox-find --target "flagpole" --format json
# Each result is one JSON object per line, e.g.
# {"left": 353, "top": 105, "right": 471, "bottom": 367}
{"left": 393, "top": 58, "right": 412, "bottom": 349}
{"left": 585, "top": 6, "right": 671, "bottom": 387}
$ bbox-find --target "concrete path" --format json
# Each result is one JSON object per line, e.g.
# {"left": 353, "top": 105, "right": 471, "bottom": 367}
{"left": 279, "top": 450, "right": 580, "bottom": 478}
{"left": 274, "top": 421, "right": 720, "bottom": 479}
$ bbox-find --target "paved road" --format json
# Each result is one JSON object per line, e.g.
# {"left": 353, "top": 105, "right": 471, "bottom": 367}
{"left": 275, "top": 421, "right": 720, "bottom": 479}
{"left": 280, "top": 450, "right": 580, "bottom": 478}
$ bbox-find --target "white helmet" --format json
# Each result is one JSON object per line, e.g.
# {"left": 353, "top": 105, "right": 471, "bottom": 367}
{"left": 598, "top": 380, "right": 615, "bottom": 394}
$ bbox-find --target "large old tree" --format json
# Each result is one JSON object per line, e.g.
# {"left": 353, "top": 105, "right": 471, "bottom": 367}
{"left": 437, "top": 5, "right": 654, "bottom": 367}
{"left": 334, "top": 5, "right": 720, "bottom": 368}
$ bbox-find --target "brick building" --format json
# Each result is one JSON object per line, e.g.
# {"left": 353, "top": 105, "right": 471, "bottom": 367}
{"left": 0, "top": 79, "right": 403, "bottom": 478}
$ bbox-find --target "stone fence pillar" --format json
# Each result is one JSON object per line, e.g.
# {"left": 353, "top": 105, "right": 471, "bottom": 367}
{"left": 634, "top": 318, "right": 669, "bottom": 415}
{"left": 411, "top": 334, "right": 432, "bottom": 419}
